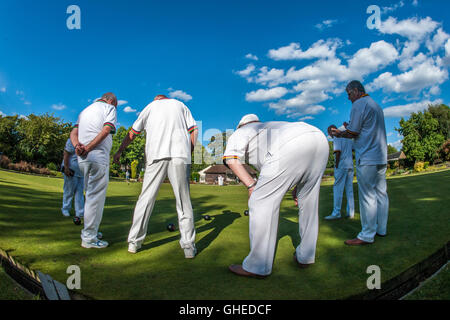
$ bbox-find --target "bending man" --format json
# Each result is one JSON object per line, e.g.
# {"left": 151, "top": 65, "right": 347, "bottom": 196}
{"left": 223, "top": 114, "right": 329, "bottom": 278}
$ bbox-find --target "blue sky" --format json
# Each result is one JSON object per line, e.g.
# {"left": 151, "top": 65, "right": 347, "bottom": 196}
{"left": 1, "top": 0, "right": 450, "bottom": 150}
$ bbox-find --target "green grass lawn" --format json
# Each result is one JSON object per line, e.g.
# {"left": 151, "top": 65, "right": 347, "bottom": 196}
{"left": 0, "top": 267, "right": 33, "bottom": 300}
{"left": 404, "top": 263, "right": 450, "bottom": 300}
{"left": 0, "top": 169, "right": 449, "bottom": 300}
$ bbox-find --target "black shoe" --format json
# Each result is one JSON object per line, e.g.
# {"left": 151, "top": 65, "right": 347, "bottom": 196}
{"left": 376, "top": 233, "right": 387, "bottom": 237}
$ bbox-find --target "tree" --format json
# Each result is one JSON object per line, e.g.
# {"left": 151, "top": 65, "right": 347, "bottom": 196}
{"left": 110, "top": 126, "right": 146, "bottom": 173}
{"left": 396, "top": 108, "right": 445, "bottom": 165}
{"left": 326, "top": 140, "right": 334, "bottom": 168}
{"left": 387, "top": 145, "right": 398, "bottom": 155}
{"left": 0, "top": 115, "right": 22, "bottom": 162}
{"left": 428, "top": 104, "right": 450, "bottom": 139}
{"left": 16, "top": 113, "right": 72, "bottom": 167}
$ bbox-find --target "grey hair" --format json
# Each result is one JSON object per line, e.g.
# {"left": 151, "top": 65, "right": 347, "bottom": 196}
{"left": 346, "top": 80, "right": 366, "bottom": 94}
{"left": 101, "top": 92, "right": 117, "bottom": 106}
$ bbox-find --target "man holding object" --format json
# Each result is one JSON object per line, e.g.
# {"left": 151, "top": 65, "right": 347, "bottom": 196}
{"left": 331, "top": 81, "right": 389, "bottom": 246}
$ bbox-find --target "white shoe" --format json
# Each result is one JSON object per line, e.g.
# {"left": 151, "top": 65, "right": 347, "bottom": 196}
{"left": 324, "top": 214, "right": 341, "bottom": 220}
{"left": 62, "top": 211, "right": 70, "bottom": 217}
{"left": 81, "top": 239, "right": 109, "bottom": 249}
{"left": 128, "top": 243, "right": 141, "bottom": 254}
{"left": 184, "top": 247, "right": 197, "bottom": 259}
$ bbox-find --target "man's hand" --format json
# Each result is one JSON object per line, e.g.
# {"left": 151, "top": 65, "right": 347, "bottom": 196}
{"left": 113, "top": 151, "right": 122, "bottom": 165}
{"left": 292, "top": 187, "right": 298, "bottom": 206}
{"left": 75, "top": 143, "right": 88, "bottom": 157}
{"left": 64, "top": 167, "right": 74, "bottom": 177}
{"left": 248, "top": 186, "right": 255, "bottom": 198}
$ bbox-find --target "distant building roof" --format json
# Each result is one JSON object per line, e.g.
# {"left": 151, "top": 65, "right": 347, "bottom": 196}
{"left": 204, "top": 164, "right": 258, "bottom": 175}
{"left": 388, "top": 151, "right": 406, "bottom": 161}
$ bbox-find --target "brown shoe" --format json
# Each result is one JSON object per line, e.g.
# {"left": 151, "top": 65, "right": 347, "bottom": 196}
{"left": 344, "top": 238, "right": 372, "bottom": 246}
{"left": 293, "top": 253, "right": 313, "bottom": 269}
{"left": 228, "top": 264, "right": 267, "bottom": 279}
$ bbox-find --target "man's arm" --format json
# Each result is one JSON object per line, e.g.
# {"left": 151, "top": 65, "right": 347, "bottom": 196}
{"left": 335, "top": 151, "right": 341, "bottom": 169}
{"left": 70, "top": 127, "right": 87, "bottom": 156}
{"left": 225, "top": 159, "right": 256, "bottom": 196}
{"left": 330, "top": 128, "right": 359, "bottom": 139}
{"left": 190, "top": 129, "right": 198, "bottom": 153}
{"left": 63, "top": 150, "right": 73, "bottom": 176}
{"left": 113, "top": 131, "right": 137, "bottom": 164}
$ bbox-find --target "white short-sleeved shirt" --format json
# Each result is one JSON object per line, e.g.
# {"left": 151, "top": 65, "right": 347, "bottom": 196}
{"left": 61, "top": 138, "right": 82, "bottom": 177}
{"left": 333, "top": 137, "right": 354, "bottom": 169}
{"left": 130, "top": 98, "right": 197, "bottom": 164}
{"left": 346, "top": 95, "right": 387, "bottom": 165}
{"left": 76, "top": 100, "right": 117, "bottom": 165}
{"left": 223, "top": 121, "right": 321, "bottom": 171}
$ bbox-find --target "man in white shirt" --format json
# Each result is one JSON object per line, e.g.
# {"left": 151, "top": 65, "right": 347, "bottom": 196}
{"left": 114, "top": 95, "right": 198, "bottom": 258}
{"left": 70, "top": 92, "right": 118, "bottom": 249}
{"left": 325, "top": 125, "right": 355, "bottom": 220}
{"left": 331, "top": 81, "right": 389, "bottom": 246}
{"left": 61, "top": 137, "right": 84, "bottom": 218}
{"left": 223, "top": 114, "right": 329, "bottom": 278}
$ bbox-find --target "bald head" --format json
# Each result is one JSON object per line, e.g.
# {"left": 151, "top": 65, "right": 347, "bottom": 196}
{"left": 154, "top": 94, "right": 169, "bottom": 101}
{"left": 101, "top": 92, "right": 118, "bottom": 107}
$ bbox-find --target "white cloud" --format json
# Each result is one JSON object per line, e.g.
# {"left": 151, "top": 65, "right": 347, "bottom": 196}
{"left": 24, "top": 101, "right": 31, "bottom": 106}
{"left": 412, "top": 0, "right": 419, "bottom": 7}
{"left": 123, "top": 106, "right": 137, "bottom": 113}
{"left": 315, "top": 19, "right": 338, "bottom": 30}
{"left": 382, "top": 1, "right": 404, "bottom": 14}
{"left": 235, "top": 64, "right": 256, "bottom": 79}
{"left": 369, "top": 58, "right": 448, "bottom": 94}
{"left": 0, "top": 87, "right": 5, "bottom": 93}
{"left": 442, "top": 39, "right": 450, "bottom": 66}
{"left": 245, "top": 87, "right": 288, "bottom": 102}
{"left": 0, "top": 110, "right": 6, "bottom": 117}
{"left": 117, "top": 100, "right": 128, "bottom": 106}
{"left": 389, "top": 139, "right": 403, "bottom": 150}
{"left": 18, "top": 114, "right": 28, "bottom": 120}
{"left": 245, "top": 53, "right": 258, "bottom": 61}
{"left": 51, "top": 103, "right": 66, "bottom": 111}
{"left": 168, "top": 89, "right": 193, "bottom": 102}
{"left": 398, "top": 52, "right": 427, "bottom": 71}
{"left": 426, "top": 28, "right": 450, "bottom": 53}
{"left": 348, "top": 40, "right": 399, "bottom": 76}
{"left": 383, "top": 99, "right": 442, "bottom": 117}
{"left": 268, "top": 39, "right": 342, "bottom": 61}
{"left": 378, "top": 16, "right": 439, "bottom": 41}
{"left": 16, "top": 90, "right": 24, "bottom": 96}
{"left": 299, "top": 116, "right": 314, "bottom": 121}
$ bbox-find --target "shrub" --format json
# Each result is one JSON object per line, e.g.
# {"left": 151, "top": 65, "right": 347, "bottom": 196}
{"left": 414, "top": 162, "right": 425, "bottom": 172}
{"left": 423, "top": 162, "right": 429, "bottom": 169}
{"left": 47, "top": 162, "right": 57, "bottom": 171}
{"left": 131, "top": 160, "right": 139, "bottom": 179}
{"left": 191, "top": 172, "right": 200, "bottom": 182}
{"left": 0, "top": 155, "right": 10, "bottom": 169}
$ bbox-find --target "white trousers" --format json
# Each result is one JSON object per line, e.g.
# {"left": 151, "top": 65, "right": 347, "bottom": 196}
{"left": 242, "top": 132, "right": 329, "bottom": 276}
{"left": 78, "top": 162, "right": 109, "bottom": 242}
{"left": 62, "top": 174, "right": 85, "bottom": 217}
{"left": 331, "top": 167, "right": 355, "bottom": 218}
{"left": 356, "top": 164, "right": 389, "bottom": 243}
{"left": 128, "top": 158, "right": 196, "bottom": 251}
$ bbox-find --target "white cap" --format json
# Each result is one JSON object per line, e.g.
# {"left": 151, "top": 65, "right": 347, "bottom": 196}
{"left": 237, "top": 114, "right": 260, "bottom": 129}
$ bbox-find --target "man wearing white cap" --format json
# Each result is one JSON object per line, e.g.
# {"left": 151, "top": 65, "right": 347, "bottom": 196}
{"left": 70, "top": 92, "right": 118, "bottom": 249}
{"left": 324, "top": 125, "right": 355, "bottom": 220}
{"left": 113, "top": 95, "right": 198, "bottom": 258}
{"left": 223, "top": 114, "right": 329, "bottom": 278}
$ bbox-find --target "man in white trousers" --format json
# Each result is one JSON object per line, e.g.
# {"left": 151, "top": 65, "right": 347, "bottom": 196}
{"left": 61, "top": 137, "right": 84, "bottom": 218}
{"left": 331, "top": 80, "right": 389, "bottom": 246}
{"left": 70, "top": 92, "right": 118, "bottom": 249}
{"left": 325, "top": 125, "right": 355, "bottom": 220}
{"left": 223, "top": 114, "right": 329, "bottom": 278}
{"left": 113, "top": 95, "right": 198, "bottom": 258}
